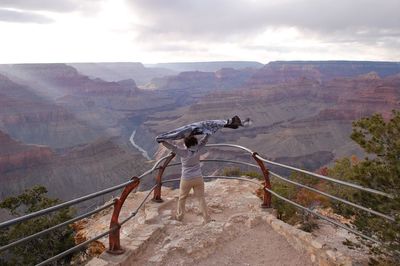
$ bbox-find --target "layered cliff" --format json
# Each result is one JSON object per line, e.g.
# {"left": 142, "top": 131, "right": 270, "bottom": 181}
{"left": 0, "top": 73, "right": 101, "bottom": 149}
{"left": 146, "top": 61, "right": 263, "bottom": 72}
{"left": 0, "top": 67, "right": 149, "bottom": 208}
{"left": 138, "top": 64, "right": 400, "bottom": 171}
{"left": 68, "top": 62, "right": 176, "bottom": 86}
{"left": 0, "top": 134, "right": 149, "bottom": 209}
{"left": 0, "top": 64, "right": 138, "bottom": 98}
{"left": 247, "top": 61, "right": 400, "bottom": 86}
{"left": 1, "top": 60, "right": 399, "bottom": 214}
{"left": 146, "top": 68, "right": 258, "bottom": 91}
{"left": 0, "top": 130, "right": 53, "bottom": 174}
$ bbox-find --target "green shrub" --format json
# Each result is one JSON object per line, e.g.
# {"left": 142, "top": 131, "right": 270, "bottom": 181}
{"left": 328, "top": 111, "right": 400, "bottom": 262}
{"left": 0, "top": 185, "right": 76, "bottom": 265}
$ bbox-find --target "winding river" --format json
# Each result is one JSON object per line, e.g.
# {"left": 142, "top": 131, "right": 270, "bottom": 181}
{"left": 129, "top": 130, "right": 151, "bottom": 160}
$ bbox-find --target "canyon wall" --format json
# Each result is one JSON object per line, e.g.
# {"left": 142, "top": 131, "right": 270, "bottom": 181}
{"left": 1, "top": 61, "right": 399, "bottom": 208}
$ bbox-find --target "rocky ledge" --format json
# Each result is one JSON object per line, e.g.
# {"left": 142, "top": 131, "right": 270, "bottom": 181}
{"left": 77, "top": 178, "right": 366, "bottom": 266}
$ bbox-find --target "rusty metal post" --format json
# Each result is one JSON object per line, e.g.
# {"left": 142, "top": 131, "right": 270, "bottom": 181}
{"left": 107, "top": 176, "right": 140, "bottom": 254}
{"left": 252, "top": 152, "right": 272, "bottom": 208}
{"left": 152, "top": 153, "right": 175, "bottom": 203}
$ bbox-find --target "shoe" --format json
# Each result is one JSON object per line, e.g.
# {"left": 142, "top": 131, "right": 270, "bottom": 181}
{"left": 174, "top": 214, "right": 183, "bottom": 221}
{"left": 224, "top": 115, "right": 243, "bottom": 129}
{"left": 203, "top": 218, "right": 216, "bottom": 225}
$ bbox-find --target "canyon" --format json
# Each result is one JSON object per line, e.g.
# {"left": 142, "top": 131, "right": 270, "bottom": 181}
{"left": 0, "top": 61, "right": 399, "bottom": 216}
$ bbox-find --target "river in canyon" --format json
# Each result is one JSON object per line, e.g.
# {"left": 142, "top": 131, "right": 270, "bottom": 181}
{"left": 129, "top": 129, "right": 151, "bottom": 160}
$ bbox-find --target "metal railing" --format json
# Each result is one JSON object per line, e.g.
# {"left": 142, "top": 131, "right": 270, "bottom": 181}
{"left": 0, "top": 143, "right": 396, "bottom": 265}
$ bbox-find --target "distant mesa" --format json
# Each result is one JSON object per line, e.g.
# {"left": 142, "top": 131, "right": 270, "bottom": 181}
{"left": 68, "top": 62, "right": 176, "bottom": 86}
{"left": 145, "top": 61, "right": 264, "bottom": 73}
{"left": 247, "top": 61, "right": 400, "bottom": 86}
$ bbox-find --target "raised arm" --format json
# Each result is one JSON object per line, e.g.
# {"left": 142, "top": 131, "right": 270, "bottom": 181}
{"left": 198, "top": 133, "right": 210, "bottom": 149}
{"left": 160, "top": 140, "right": 187, "bottom": 157}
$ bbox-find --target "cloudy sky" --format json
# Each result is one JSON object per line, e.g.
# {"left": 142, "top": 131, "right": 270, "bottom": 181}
{"left": 0, "top": 0, "right": 399, "bottom": 64}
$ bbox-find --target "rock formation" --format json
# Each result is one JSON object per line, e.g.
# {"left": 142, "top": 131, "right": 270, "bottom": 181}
{"left": 139, "top": 63, "right": 400, "bottom": 173}
{"left": 0, "top": 130, "right": 53, "bottom": 173}
{"left": 68, "top": 62, "right": 176, "bottom": 86}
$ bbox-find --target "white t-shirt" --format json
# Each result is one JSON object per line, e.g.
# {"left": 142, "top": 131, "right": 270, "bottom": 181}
{"left": 161, "top": 135, "right": 209, "bottom": 179}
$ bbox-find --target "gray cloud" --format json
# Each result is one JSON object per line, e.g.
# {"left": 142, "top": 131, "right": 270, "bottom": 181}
{"left": 0, "top": 0, "right": 103, "bottom": 13}
{"left": 0, "top": 8, "right": 53, "bottom": 23}
{"left": 128, "top": 0, "right": 400, "bottom": 45}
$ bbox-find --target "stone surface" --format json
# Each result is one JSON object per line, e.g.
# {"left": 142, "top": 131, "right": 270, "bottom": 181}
{"left": 85, "top": 257, "right": 109, "bottom": 266}
{"left": 82, "top": 178, "right": 369, "bottom": 265}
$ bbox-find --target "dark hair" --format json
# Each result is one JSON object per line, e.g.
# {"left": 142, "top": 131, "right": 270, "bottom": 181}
{"left": 184, "top": 136, "right": 198, "bottom": 148}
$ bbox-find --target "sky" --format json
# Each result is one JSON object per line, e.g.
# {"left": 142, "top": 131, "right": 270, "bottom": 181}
{"left": 0, "top": 0, "right": 399, "bottom": 64}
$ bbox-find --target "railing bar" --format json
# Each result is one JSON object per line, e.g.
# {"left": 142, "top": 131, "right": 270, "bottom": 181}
{"left": 138, "top": 168, "right": 154, "bottom": 179}
{"left": 0, "top": 155, "right": 173, "bottom": 229}
{"left": 201, "top": 159, "right": 259, "bottom": 168}
{"left": 164, "top": 173, "right": 395, "bottom": 222}
{"left": 141, "top": 153, "right": 175, "bottom": 177}
{"left": 255, "top": 154, "right": 393, "bottom": 199}
{"left": 161, "top": 157, "right": 395, "bottom": 221}
{"left": 163, "top": 162, "right": 181, "bottom": 167}
{"left": 205, "top": 143, "right": 392, "bottom": 198}
{"left": 35, "top": 226, "right": 119, "bottom": 266}
{"left": 0, "top": 201, "right": 114, "bottom": 252}
{"left": 161, "top": 178, "right": 181, "bottom": 184}
{"left": 120, "top": 185, "right": 157, "bottom": 226}
{"left": 162, "top": 176, "right": 262, "bottom": 187}
{"left": 269, "top": 171, "right": 395, "bottom": 222}
{"left": 0, "top": 180, "right": 135, "bottom": 229}
{"left": 205, "top": 175, "right": 263, "bottom": 186}
{"left": 206, "top": 143, "right": 254, "bottom": 154}
{"left": 160, "top": 159, "right": 259, "bottom": 170}
{"left": 264, "top": 187, "right": 382, "bottom": 245}
{"left": 205, "top": 142, "right": 393, "bottom": 199}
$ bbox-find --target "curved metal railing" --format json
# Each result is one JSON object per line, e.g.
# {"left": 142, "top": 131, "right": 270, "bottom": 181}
{"left": 0, "top": 143, "right": 396, "bottom": 265}
{"left": 208, "top": 143, "right": 393, "bottom": 198}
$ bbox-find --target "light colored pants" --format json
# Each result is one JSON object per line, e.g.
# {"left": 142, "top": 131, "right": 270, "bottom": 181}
{"left": 176, "top": 176, "right": 210, "bottom": 223}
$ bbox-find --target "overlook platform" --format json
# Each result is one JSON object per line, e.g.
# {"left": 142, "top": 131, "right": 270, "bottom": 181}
{"left": 81, "top": 178, "right": 355, "bottom": 266}
{"left": 1, "top": 143, "right": 389, "bottom": 265}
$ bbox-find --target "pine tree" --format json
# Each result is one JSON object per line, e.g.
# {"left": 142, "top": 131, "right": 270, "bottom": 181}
{"left": 329, "top": 111, "right": 400, "bottom": 262}
{"left": 0, "top": 185, "right": 75, "bottom": 265}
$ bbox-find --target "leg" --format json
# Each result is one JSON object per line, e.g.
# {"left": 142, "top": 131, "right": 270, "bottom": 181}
{"left": 192, "top": 177, "right": 210, "bottom": 223}
{"left": 156, "top": 124, "right": 193, "bottom": 142}
{"left": 156, "top": 119, "right": 227, "bottom": 141}
{"left": 176, "top": 178, "right": 192, "bottom": 221}
{"left": 200, "top": 120, "right": 227, "bottom": 135}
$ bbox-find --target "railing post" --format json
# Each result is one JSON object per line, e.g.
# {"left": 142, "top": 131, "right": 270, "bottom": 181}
{"left": 152, "top": 153, "right": 175, "bottom": 203}
{"left": 107, "top": 176, "right": 140, "bottom": 254}
{"left": 252, "top": 152, "right": 272, "bottom": 208}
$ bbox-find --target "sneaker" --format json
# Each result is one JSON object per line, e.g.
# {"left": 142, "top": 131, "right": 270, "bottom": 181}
{"left": 174, "top": 215, "right": 183, "bottom": 221}
{"left": 203, "top": 218, "right": 216, "bottom": 225}
{"left": 224, "top": 115, "right": 242, "bottom": 129}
